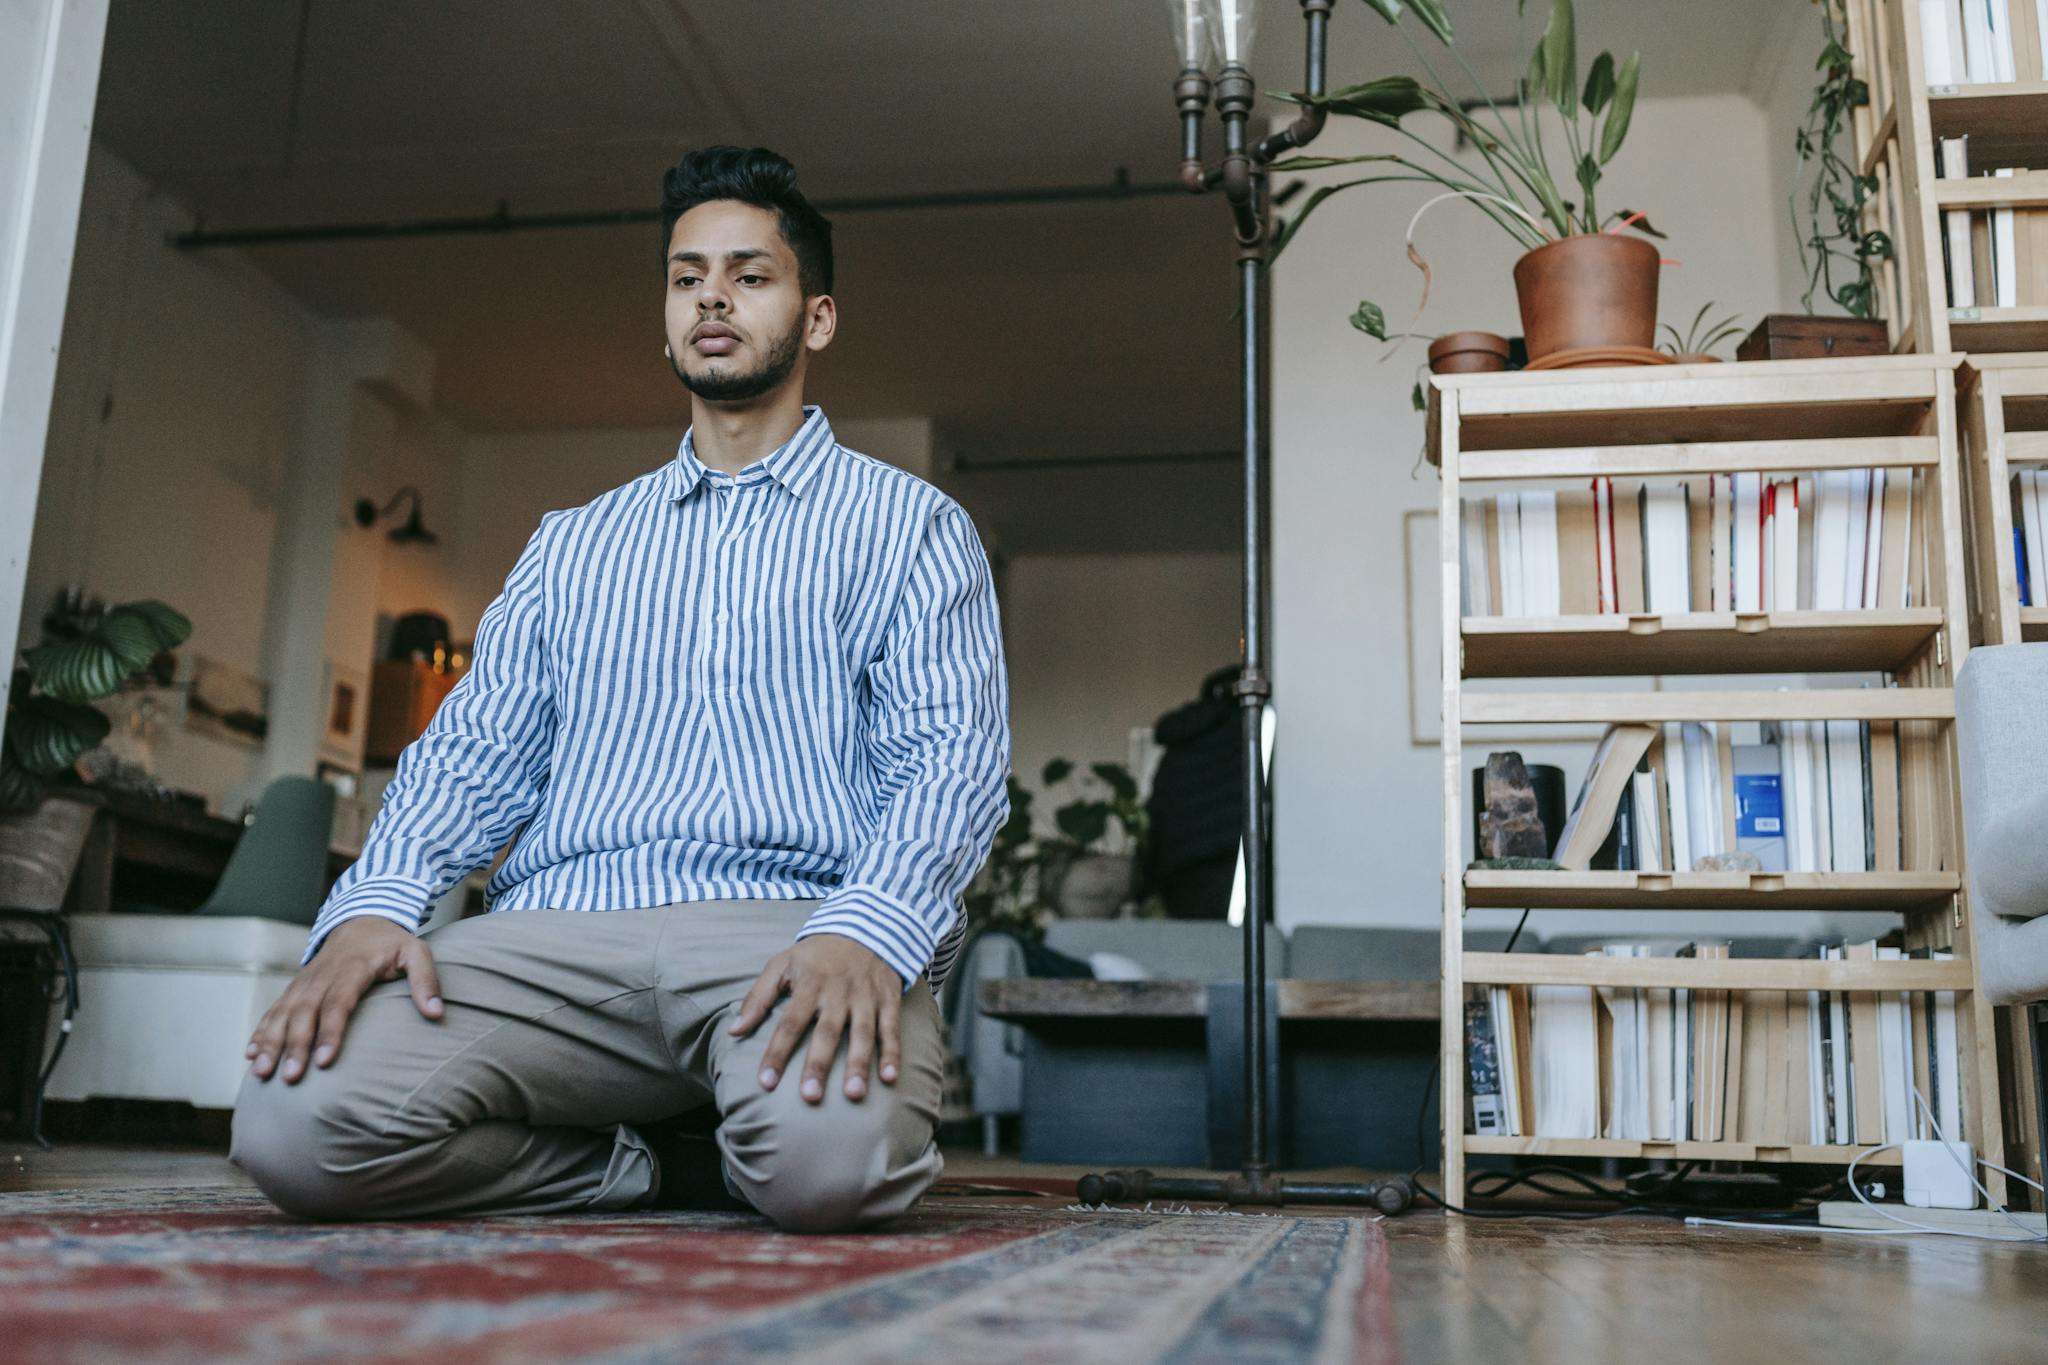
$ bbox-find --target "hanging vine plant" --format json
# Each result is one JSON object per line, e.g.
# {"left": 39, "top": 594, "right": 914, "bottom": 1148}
{"left": 1792, "top": 0, "right": 1891, "bottom": 318}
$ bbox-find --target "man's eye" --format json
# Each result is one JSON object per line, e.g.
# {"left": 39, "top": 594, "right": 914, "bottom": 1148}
{"left": 740, "top": 274, "right": 762, "bottom": 284}
{"left": 673, "top": 276, "right": 696, "bottom": 287}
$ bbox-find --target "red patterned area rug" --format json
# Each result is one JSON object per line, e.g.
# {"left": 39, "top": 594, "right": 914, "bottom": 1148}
{"left": 0, "top": 1187, "right": 1395, "bottom": 1363}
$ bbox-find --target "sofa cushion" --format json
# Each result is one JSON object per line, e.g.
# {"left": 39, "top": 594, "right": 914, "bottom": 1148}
{"left": 67, "top": 913, "right": 309, "bottom": 973}
{"left": 1043, "top": 921, "right": 1286, "bottom": 981}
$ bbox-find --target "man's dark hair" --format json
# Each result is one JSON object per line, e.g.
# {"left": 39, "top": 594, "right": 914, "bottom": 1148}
{"left": 659, "top": 146, "right": 834, "bottom": 299}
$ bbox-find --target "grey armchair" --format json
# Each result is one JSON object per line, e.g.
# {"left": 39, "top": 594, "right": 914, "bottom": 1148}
{"left": 1953, "top": 641, "right": 2048, "bottom": 1193}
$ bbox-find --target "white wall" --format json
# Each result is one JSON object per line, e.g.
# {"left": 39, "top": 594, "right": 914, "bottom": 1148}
{"left": 1002, "top": 551, "right": 1239, "bottom": 798}
{"left": 1270, "top": 92, "right": 1888, "bottom": 941}
{"left": 2, "top": 0, "right": 109, "bottom": 709}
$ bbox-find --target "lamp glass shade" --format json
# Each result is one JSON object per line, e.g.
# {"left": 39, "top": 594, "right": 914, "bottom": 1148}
{"left": 1207, "top": 0, "right": 1257, "bottom": 67}
{"left": 1167, "top": 0, "right": 1214, "bottom": 72}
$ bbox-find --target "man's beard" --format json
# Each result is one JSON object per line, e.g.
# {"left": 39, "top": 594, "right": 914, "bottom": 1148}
{"left": 670, "top": 314, "right": 804, "bottom": 402}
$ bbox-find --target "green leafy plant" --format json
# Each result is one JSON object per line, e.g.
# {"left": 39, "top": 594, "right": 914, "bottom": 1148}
{"left": 2, "top": 589, "right": 190, "bottom": 813}
{"left": 1658, "top": 303, "right": 1746, "bottom": 359}
{"left": 961, "top": 774, "right": 1052, "bottom": 943}
{"left": 1264, "top": 0, "right": 1658, "bottom": 340}
{"left": 1038, "top": 757, "right": 1148, "bottom": 860}
{"left": 1792, "top": 0, "right": 1891, "bottom": 317}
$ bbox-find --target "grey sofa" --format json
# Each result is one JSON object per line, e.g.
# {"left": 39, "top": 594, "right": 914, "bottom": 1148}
{"left": 1954, "top": 642, "right": 2048, "bottom": 1191}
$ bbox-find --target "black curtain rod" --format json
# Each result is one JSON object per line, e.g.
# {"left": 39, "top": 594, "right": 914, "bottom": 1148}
{"left": 171, "top": 177, "right": 1188, "bottom": 250}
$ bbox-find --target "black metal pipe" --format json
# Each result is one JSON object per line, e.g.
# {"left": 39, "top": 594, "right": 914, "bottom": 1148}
{"left": 1237, "top": 243, "right": 1269, "bottom": 1176}
{"left": 170, "top": 178, "right": 1190, "bottom": 250}
{"left": 1252, "top": 0, "right": 1332, "bottom": 165}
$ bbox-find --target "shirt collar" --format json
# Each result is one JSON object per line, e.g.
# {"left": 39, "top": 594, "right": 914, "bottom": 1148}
{"left": 666, "top": 404, "right": 835, "bottom": 503}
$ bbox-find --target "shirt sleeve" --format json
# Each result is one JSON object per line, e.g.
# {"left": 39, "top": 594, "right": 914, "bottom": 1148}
{"left": 795, "top": 502, "right": 1012, "bottom": 989}
{"left": 300, "top": 514, "right": 561, "bottom": 964}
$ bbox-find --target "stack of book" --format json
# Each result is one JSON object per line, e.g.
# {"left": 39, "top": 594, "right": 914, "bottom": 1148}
{"left": 1467, "top": 940, "right": 1964, "bottom": 1146}
{"left": 2014, "top": 467, "right": 2048, "bottom": 605}
{"left": 1917, "top": 0, "right": 2048, "bottom": 87}
{"left": 1552, "top": 719, "right": 1910, "bottom": 875}
{"left": 1459, "top": 471, "right": 1925, "bottom": 618}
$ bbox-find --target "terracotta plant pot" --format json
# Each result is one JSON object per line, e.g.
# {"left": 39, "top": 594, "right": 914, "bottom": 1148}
{"left": 1427, "top": 331, "right": 1510, "bottom": 374}
{"left": 1670, "top": 353, "right": 1726, "bottom": 365}
{"left": 1512, "top": 233, "right": 1661, "bottom": 363}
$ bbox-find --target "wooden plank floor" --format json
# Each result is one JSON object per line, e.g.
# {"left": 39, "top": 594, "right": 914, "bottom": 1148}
{"left": 8, "top": 1141, "right": 2046, "bottom": 1360}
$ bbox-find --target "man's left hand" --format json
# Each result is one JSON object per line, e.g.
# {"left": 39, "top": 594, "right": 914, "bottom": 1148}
{"left": 729, "top": 935, "right": 904, "bottom": 1104}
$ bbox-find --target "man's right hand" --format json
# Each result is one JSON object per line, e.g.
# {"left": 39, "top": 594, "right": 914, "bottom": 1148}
{"left": 244, "top": 917, "right": 443, "bottom": 1085}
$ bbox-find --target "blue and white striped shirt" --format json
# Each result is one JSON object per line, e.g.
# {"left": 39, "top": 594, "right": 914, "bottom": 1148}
{"left": 305, "top": 405, "right": 1012, "bottom": 990}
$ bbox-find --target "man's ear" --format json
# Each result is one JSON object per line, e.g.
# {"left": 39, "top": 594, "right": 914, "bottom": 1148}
{"left": 805, "top": 295, "right": 837, "bottom": 353}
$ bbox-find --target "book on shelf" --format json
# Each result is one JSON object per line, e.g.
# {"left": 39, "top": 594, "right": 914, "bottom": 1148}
{"left": 1459, "top": 470, "right": 1922, "bottom": 620}
{"left": 1934, "top": 134, "right": 2048, "bottom": 310}
{"left": 1921, "top": 0, "right": 2046, "bottom": 84}
{"left": 1552, "top": 717, "right": 1904, "bottom": 875}
{"left": 1468, "top": 937, "right": 1965, "bottom": 1147}
{"left": 2015, "top": 467, "right": 2048, "bottom": 607}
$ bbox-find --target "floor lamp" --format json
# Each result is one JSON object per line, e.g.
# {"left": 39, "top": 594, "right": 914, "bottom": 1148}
{"left": 1078, "top": 0, "right": 1413, "bottom": 1215}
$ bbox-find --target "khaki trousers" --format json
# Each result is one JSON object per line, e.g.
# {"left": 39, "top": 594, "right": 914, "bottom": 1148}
{"left": 228, "top": 900, "right": 946, "bottom": 1233}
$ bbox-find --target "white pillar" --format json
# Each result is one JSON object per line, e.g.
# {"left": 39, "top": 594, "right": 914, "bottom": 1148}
{"left": 257, "top": 318, "right": 435, "bottom": 786}
{"left": 0, "top": 0, "right": 109, "bottom": 709}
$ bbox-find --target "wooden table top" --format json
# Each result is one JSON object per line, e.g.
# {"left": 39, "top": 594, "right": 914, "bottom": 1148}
{"left": 978, "top": 977, "right": 1439, "bottom": 1022}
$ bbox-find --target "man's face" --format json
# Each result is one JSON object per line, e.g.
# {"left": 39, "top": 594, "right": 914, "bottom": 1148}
{"left": 663, "top": 200, "right": 826, "bottom": 404}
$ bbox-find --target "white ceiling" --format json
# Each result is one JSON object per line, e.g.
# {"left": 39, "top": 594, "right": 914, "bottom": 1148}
{"left": 91, "top": 0, "right": 1786, "bottom": 442}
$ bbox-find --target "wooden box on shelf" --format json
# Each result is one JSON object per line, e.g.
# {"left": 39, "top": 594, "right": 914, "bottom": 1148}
{"left": 365, "top": 659, "right": 461, "bottom": 766}
{"left": 1735, "top": 314, "right": 1892, "bottom": 362}
{"left": 1428, "top": 354, "right": 2006, "bottom": 1208}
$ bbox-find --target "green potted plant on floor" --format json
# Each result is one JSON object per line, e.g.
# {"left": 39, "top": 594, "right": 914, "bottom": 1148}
{"left": 962, "top": 774, "right": 1052, "bottom": 944}
{"left": 0, "top": 588, "right": 190, "bottom": 910}
{"left": 1266, "top": 0, "right": 1663, "bottom": 364}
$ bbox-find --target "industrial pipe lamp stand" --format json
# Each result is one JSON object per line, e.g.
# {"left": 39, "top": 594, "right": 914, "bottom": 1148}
{"left": 1078, "top": 0, "right": 1412, "bottom": 1216}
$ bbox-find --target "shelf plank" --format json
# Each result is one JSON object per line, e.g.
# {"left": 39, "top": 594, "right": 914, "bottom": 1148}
{"left": 1462, "top": 952, "right": 1972, "bottom": 991}
{"left": 2006, "top": 431, "right": 2048, "bottom": 464}
{"left": 1460, "top": 610, "right": 1943, "bottom": 677}
{"left": 1931, "top": 168, "right": 2048, "bottom": 209}
{"left": 2022, "top": 607, "right": 2048, "bottom": 643}
{"left": 1462, "top": 1135, "right": 1903, "bottom": 1166}
{"left": 1462, "top": 870, "right": 1959, "bottom": 911}
{"left": 1948, "top": 306, "right": 2048, "bottom": 353}
{"left": 1460, "top": 688, "right": 1954, "bottom": 725}
{"left": 1456, "top": 434, "right": 1936, "bottom": 482}
{"left": 1429, "top": 357, "right": 1952, "bottom": 460}
{"left": 1926, "top": 81, "right": 2048, "bottom": 163}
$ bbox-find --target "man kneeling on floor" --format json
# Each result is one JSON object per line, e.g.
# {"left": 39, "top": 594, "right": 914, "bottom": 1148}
{"left": 231, "top": 145, "right": 1012, "bottom": 1234}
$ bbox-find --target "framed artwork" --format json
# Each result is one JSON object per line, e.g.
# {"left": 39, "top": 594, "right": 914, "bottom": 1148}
{"left": 319, "top": 658, "right": 370, "bottom": 772}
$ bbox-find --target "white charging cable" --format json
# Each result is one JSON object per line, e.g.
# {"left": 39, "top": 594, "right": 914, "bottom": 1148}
{"left": 1687, "top": 1085, "right": 2044, "bottom": 1243}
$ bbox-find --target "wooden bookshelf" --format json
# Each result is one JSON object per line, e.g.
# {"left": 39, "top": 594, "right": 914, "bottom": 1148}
{"left": 1431, "top": 355, "right": 2006, "bottom": 1209}
{"left": 1958, "top": 354, "right": 2048, "bottom": 646}
{"left": 1844, "top": 2, "right": 2048, "bottom": 354}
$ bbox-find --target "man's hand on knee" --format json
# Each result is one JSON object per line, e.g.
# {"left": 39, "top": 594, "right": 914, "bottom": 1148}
{"left": 244, "top": 917, "right": 443, "bottom": 1084}
{"left": 729, "top": 935, "right": 903, "bottom": 1105}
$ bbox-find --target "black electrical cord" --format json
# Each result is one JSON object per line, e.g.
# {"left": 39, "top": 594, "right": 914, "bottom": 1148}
{"left": 1415, "top": 907, "right": 1530, "bottom": 1172}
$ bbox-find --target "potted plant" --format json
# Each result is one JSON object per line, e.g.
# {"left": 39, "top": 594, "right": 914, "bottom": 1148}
{"left": 0, "top": 589, "right": 190, "bottom": 910}
{"left": 961, "top": 774, "right": 1053, "bottom": 944}
{"left": 1658, "top": 303, "right": 1746, "bottom": 364}
{"left": 1035, "top": 758, "right": 1148, "bottom": 920}
{"left": 1266, "top": 0, "right": 1662, "bottom": 364}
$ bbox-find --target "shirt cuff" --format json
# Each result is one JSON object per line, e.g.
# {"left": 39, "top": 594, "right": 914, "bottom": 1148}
{"left": 301, "top": 885, "right": 431, "bottom": 966}
{"left": 795, "top": 889, "right": 946, "bottom": 992}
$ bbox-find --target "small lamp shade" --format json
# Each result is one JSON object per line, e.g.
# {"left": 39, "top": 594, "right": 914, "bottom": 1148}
{"left": 1167, "top": 0, "right": 1214, "bottom": 72}
{"left": 1208, "top": 0, "right": 1257, "bottom": 67}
